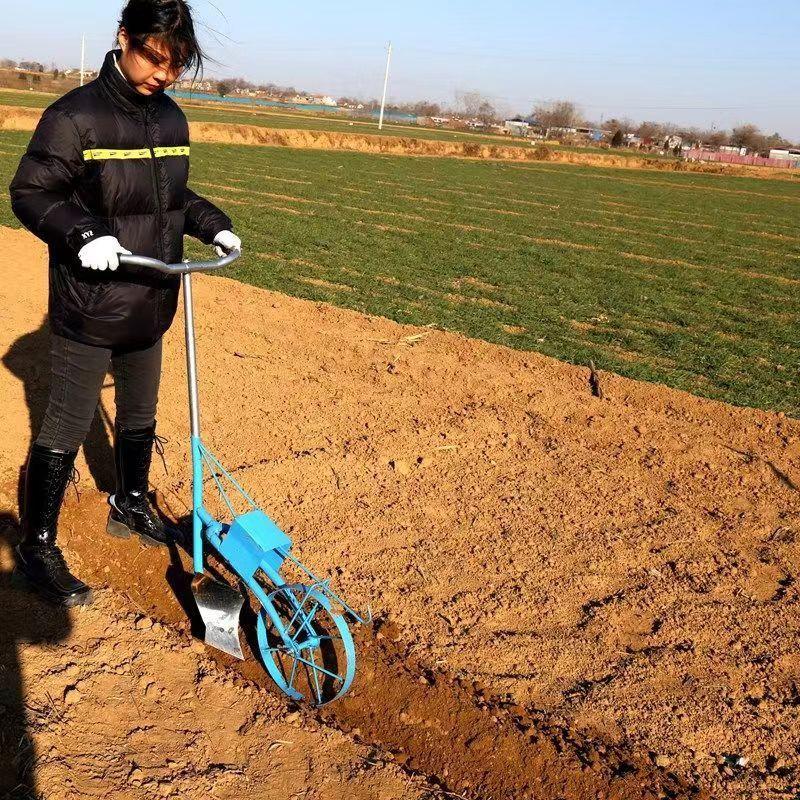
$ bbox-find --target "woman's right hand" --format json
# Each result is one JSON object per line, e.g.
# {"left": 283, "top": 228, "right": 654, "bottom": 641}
{"left": 78, "top": 236, "right": 132, "bottom": 271}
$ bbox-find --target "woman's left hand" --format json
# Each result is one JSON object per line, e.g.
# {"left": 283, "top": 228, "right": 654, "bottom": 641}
{"left": 213, "top": 230, "right": 242, "bottom": 257}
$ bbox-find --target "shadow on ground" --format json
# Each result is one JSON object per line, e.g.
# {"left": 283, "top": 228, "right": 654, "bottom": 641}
{"left": 2, "top": 317, "right": 117, "bottom": 498}
{"left": 0, "top": 515, "right": 72, "bottom": 800}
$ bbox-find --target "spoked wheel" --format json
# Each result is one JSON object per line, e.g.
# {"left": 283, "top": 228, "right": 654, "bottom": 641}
{"left": 256, "top": 584, "right": 356, "bottom": 705}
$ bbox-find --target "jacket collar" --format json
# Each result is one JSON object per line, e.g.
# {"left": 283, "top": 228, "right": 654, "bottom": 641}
{"left": 98, "top": 48, "right": 162, "bottom": 112}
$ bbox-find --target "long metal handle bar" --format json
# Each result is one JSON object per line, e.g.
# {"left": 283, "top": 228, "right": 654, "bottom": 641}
{"left": 182, "top": 273, "right": 201, "bottom": 438}
{"left": 118, "top": 248, "right": 241, "bottom": 275}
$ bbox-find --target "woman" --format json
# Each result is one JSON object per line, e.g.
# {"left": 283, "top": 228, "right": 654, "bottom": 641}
{"left": 9, "top": 0, "right": 240, "bottom": 607}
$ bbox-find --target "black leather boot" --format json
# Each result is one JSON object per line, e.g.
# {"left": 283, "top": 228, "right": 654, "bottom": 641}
{"left": 14, "top": 444, "right": 93, "bottom": 607}
{"left": 107, "top": 421, "right": 180, "bottom": 547}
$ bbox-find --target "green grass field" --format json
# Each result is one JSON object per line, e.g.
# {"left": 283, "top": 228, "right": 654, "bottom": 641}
{"left": 1, "top": 129, "right": 797, "bottom": 415}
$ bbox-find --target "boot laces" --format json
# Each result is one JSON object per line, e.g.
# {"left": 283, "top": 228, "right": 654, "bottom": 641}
{"left": 154, "top": 434, "right": 169, "bottom": 475}
{"left": 66, "top": 465, "right": 81, "bottom": 503}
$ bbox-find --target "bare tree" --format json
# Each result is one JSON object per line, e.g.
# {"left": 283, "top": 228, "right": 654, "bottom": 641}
{"left": 455, "top": 90, "right": 496, "bottom": 119}
{"left": 703, "top": 130, "right": 729, "bottom": 148}
{"left": 636, "top": 121, "right": 665, "bottom": 142}
{"left": 216, "top": 80, "right": 232, "bottom": 97}
{"left": 730, "top": 124, "right": 766, "bottom": 153}
{"left": 606, "top": 117, "right": 635, "bottom": 135}
{"left": 533, "top": 100, "right": 581, "bottom": 129}
{"left": 412, "top": 100, "right": 442, "bottom": 117}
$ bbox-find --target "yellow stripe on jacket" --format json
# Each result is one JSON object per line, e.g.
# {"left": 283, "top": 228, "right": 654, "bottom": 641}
{"left": 82, "top": 146, "right": 190, "bottom": 161}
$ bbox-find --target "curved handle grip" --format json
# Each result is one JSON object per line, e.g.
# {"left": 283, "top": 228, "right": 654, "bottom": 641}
{"left": 118, "top": 247, "right": 241, "bottom": 275}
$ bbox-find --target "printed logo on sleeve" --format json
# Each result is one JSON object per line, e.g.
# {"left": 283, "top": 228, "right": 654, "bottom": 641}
{"left": 81, "top": 230, "right": 94, "bottom": 240}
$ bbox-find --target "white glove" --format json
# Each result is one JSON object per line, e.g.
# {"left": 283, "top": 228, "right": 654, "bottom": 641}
{"left": 213, "top": 230, "right": 241, "bottom": 258}
{"left": 78, "top": 236, "right": 131, "bottom": 271}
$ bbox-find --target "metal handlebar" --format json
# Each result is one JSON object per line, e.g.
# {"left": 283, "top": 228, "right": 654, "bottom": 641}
{"left": 118, "top": 247, "right": 241, "bottom": 275}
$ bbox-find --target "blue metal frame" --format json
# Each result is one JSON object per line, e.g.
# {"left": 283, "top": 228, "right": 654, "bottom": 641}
{"left": 190, "top": 434, "right": 369, "bottom": 704}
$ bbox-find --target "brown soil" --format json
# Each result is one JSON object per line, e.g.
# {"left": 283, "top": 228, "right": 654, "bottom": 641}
{"left": 1, "top": 227, "right": 799, "bottom": 799}
{"left": 0, "top": 537, "right": 424, "bottom": 800}
{"left": 2, "top": 104, "right": 799, "bottom": 181}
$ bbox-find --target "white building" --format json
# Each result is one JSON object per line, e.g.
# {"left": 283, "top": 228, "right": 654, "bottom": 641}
{"left": 720, "top": 145, "right": 747, "bottom": 156}
{"left": 504, "top": 118, "right": 530, "bottom": 136}
{"left": 769, "top": 148, "right": 800, "bottom": 164}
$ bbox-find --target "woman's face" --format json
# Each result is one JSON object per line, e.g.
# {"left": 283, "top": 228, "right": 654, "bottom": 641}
{"left": 117, "top": 29, "right": 183, "bottom": 95}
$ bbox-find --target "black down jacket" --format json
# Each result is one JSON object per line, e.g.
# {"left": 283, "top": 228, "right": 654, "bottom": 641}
{"left": 10, "top": 48, "right": 232, "bottom": 350}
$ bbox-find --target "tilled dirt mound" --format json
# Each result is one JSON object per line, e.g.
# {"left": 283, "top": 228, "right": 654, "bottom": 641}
{"left": 2, "top": 104, "right": 799, "bottom": 180}
{"left": 1, "top": 227, "right": 799, "bottom": 799}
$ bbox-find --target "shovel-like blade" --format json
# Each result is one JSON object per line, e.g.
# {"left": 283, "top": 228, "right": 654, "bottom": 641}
{"left": 192, "top": 574, "right": 245, "bottom": 659}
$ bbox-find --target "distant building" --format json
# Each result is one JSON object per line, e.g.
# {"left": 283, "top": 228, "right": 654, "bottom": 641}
{"left": 504, "top": 117, "right": 532, "bottom": 136}
{"left": 769, "top": 148, "right": 800, "bottom": 164}
{"left": 575, "top": 126, "right": 607, "bottom": 141}
{"left": 719, "top": 145, "right": 747, "bottom": 156}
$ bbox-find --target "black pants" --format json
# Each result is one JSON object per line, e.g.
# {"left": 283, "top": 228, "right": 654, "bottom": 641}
{"left": 36, "top": 334, "right": 163, "bottom": 452}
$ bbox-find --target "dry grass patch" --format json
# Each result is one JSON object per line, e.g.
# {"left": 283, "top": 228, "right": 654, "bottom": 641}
{"left": 297, "top": 276, "right": 354, "bottom": 292}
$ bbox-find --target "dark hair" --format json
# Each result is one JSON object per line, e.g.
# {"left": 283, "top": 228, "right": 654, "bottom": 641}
{"left": 118, "top": 0, "right": 207, "bottom": 80}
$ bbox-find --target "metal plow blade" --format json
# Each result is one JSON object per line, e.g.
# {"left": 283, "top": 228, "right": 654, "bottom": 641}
{"left": 191, "top": 574, "right": 245, "bottom": 659}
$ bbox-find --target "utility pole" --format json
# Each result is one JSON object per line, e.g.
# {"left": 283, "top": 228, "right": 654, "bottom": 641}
{"left": 378, "top": 41, "right": 392, "bottom": 131}
{"left": 80, "top": 33, "right": 86, "bottom": 87}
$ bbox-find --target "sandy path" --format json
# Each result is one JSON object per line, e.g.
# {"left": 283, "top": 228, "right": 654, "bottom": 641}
{"left": 1, "top": 226, "right": 798, "bottom": 799}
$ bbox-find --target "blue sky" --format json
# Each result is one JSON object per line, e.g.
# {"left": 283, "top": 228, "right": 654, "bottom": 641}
{"left": 5, "top": 0, "right": 799, "bottom": 138}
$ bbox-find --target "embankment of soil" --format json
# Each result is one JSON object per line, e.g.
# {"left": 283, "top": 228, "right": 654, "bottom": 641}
{"left": 1, "top": 226, "right": 798, "bottom": 800}
{"left": 2, "top": 104, "right": 798, "bottom": 180}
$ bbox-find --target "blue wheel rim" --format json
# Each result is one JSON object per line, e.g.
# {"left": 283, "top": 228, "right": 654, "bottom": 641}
{"left": 256, "top": 588, "right": 356, "bottom": 705}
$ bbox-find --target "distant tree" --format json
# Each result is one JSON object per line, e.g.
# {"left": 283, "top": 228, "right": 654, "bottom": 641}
{"left": 764, "top": 131, "right": 793, "bottom": 151}
{"left": 704, "top": 130, "right": 729, "bottom": 148}
{"left": 412, "top": 100, "right": 442, "bottom": 117}
{"left": 606, "top": 117, "right": 635, "bottom": 135}
{"left": 730, "top": 124, "right": 766, "bottom": 153}
{"left": 455, "top": 90, "right": 496, "bottom": 121}
{"left": 610, "top": 129, "right": 624, "bottom": 148}
{"left": 476, "top": 100, "right": 497, "bottom": 124}
{"left": 534, "top": 100, "right": 581, "bottom": 129}
{"left": 52, "top": 67, "right": 60, "bottom": 79}
{"left": 0, "top": 58, "right": 17, "bottom": 69}
{"left": 636, "top": 120, "right": 665, "bottom": 142}
{"left": 216, "top": 80, "right": 231, "bottom": 97}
